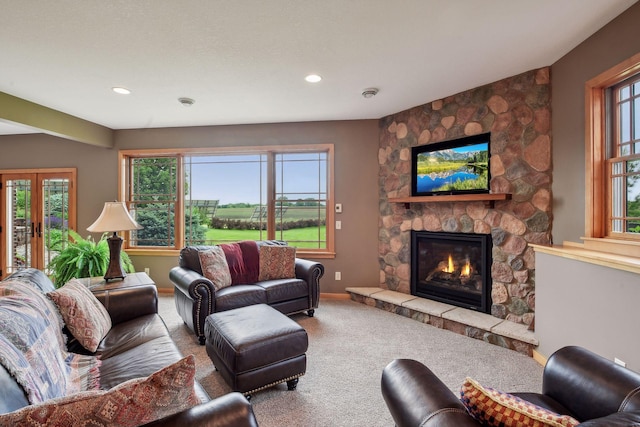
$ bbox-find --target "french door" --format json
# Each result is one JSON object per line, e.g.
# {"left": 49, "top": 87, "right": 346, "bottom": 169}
{"left": 0, "top": 169, "right": 76, "bottom": 279}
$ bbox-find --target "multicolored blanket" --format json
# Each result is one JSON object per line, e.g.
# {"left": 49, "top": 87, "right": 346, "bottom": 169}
{"left": 0, "top": 280, "right": 101, "bottom": 404}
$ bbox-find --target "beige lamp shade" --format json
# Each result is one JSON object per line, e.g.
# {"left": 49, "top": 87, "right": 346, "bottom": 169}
{"left": 87, "top": 201, "right": 142, "bottom": 233}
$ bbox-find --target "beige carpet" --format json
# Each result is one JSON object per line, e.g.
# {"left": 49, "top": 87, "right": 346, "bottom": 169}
{"left": 158, "top": 295, "right": 543, "bottom": 426}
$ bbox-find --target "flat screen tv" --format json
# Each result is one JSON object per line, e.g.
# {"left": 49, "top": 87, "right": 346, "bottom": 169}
{"left": 411, "top": 133, "right": 490, "bottom": 196}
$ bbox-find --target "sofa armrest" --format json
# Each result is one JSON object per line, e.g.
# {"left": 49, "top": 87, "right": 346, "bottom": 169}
{"left": 295, "top": 258, "right": 324, "bottom": 309}
{"left": 543, "top": 346, "right": 640, "bottom": 420}
{"left": 93, "top": 284, "right": 158, "bottom": 325}
{"left": 169, "top": 266, "right": 216, "bottom": 308}
{"left": 381, "top": 359, "right": 479, "bottom": 427}
{"left": 577, "top": 411, "right": 640, "bottom": 426}
{"left": 140, "top": 392, "right": 259, "bottom": 427}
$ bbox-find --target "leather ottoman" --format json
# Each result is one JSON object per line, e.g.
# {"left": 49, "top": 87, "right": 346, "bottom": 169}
{"left": 204, "top": 304, "right": 308, "bottom": 397}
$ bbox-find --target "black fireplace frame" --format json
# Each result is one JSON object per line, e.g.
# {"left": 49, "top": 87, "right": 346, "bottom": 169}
{"left": 410, "top": 231, "right": 492, "bottom": 313}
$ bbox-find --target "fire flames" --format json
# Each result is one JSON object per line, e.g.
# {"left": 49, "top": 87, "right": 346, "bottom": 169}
{"left": 441, "top": 254, "right": 471, "bottom": 277}
{"left": 461, "top": 257, "right": 471, "bottom": 277}
{"left": 443, "top": 255, "right": 455, "bottom": 273}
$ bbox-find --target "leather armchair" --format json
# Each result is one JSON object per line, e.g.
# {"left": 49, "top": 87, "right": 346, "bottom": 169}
{"left": 381, "top": 346, "right": 640, "bottom": 426}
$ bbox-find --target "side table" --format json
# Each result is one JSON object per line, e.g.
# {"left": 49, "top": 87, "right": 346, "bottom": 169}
{"left": 79, "top": 272, "right": 155, "bottom": 292}
{"left": 77, "top": 272, "right": 157, "bottom": 318}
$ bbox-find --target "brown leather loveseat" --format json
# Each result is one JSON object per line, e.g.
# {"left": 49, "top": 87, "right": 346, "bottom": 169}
{"left": 170, "top": 240, "right": 323, "bottom": 344}
{"left": 381, "top": 345, "right": 640, "bottom": 426}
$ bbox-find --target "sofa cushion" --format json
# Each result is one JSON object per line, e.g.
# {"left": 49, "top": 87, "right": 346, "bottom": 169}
{"left": 258, "top": 245, "right": 296, "bottom": 281}
{"left": 99, "top": 334, "right": 186, "bottom": 390}
{"left": 0, "top": 355, "right": 200, "bottom": 427}
{"left": 95, "top": 314, "right": 172, "bottom": 360}
{"left": 198, "top": 246, "right": 232, "bottom": 291}
{"left": 215, "top": 285, "right": 267, "bottom": 312}
{"left": 259, "top": 278, "right": 308, "bottom": 304}
{"left": 460, "top": 377, "right": 579, "bottom": 427}
{"left": 47, "top": 279, "right": 112, "bottom": 353}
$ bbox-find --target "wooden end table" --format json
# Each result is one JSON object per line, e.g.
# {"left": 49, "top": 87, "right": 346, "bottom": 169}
{"left": 78, "top": 272, "right": 155, "bottom": 293}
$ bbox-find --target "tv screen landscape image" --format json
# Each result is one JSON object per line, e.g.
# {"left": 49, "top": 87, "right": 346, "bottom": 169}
{"left": 411, "top": 133, "right": 491, "bottom": 196}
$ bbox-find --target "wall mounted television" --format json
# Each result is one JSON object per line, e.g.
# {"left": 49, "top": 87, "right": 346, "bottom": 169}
{"left": 411, "top": 133, "right": 491, "bottom": 196}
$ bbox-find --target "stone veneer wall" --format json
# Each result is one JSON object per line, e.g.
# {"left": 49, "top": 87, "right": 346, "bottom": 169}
{"left": 378, "top": 67, "right": 552, "bottom": 328}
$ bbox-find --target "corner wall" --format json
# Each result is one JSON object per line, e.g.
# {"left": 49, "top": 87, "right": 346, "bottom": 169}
{"left": 378, "top": 68, "right": 552, "bottom": 326}
{"left": 551, "top": 1, "right": 640, "bottom": 243}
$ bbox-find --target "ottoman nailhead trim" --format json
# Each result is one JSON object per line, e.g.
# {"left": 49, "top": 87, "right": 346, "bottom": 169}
{"left": 242, "top": 372, "right": 305, "bottom": 396}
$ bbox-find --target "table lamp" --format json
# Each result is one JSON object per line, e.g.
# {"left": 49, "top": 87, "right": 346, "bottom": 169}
{"left": 87, "top": 201, "right": 142, "bottom": 281}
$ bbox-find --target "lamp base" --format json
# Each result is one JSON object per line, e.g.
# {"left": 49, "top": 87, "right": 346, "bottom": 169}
{"left": 104, "top": 234, "right": 126, "bottom": 282}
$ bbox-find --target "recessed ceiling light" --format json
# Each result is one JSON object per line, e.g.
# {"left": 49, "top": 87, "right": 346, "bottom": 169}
{"left": 112, "top": 87, "right": 131, "bottom": 95}
{"left": 362, "top": 88, "right": 379, "bottom": 98}
{"left": 305, "top": 74, "right": 322, "bottom": 83}
{"left": 178, "top": 97, "right": 195, "bottom": 107}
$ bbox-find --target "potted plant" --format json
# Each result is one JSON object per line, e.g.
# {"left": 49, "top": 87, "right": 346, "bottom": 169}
{"left": 48, "top": 230, "right": 134, "bottom": 288}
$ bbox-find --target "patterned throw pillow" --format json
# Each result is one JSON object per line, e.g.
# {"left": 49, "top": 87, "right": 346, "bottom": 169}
{"left": 258, "top": 245, "right": 296, "bottom": 281}
{"left": 0, "top": 355, "right": 201, "bottom": 427}
{"left": 198, "top": 246, "right": 232, "bottom": 291}
{"left": 460, "top": 377, "right": 580, "bottom": 427}
{"left": 47, "top": 279, "right": 112, "bottom": 353}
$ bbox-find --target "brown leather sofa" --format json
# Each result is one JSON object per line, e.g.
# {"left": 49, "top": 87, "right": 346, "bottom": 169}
{"left": 381, "top": 345, "right": 640, "bottom": 426}
{"left": 0, "top": 268, "right": 259, "bottom": 427}
{"left": 170, "top": 241, "right": 324, "bottom": 344}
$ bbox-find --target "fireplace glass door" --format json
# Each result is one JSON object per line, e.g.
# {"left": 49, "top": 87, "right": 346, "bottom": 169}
{"left": 411, "top": 231, "right": 491, "bottom": 313}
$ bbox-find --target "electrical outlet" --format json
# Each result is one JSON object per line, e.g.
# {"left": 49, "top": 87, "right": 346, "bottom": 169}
{"left": 335, "top": 271, "right": 341, "bottom": 280}
{"left": 335, "top": 203, "right": 342, "bottom": 213}
{"left": 144, "top": 267, "right": 150, "bottom": 275}
{"left": 615, "top": 357, "right": 626, "bottom": 367}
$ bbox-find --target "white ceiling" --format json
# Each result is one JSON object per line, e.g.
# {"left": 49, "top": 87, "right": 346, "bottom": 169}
{"left": 0, "top": 0, "right": 637, "bottom": 136}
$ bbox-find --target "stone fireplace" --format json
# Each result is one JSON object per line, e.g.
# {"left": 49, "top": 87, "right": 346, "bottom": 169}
{"left": 411, "top": 231, "right": 492, "bottom": 313}
{"left": 378, "top": 67, "right": 552, "bottom": 329}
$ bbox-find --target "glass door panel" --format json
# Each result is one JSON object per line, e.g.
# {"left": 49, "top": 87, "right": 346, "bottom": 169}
{"left": 3, "top": 176, "right": 36, "bottom": 275}
{"left": 1, "top": 170, "right": 76, "bottom": 279}
{"left": 40, "top": 175, "right": 72, "bottom": 275}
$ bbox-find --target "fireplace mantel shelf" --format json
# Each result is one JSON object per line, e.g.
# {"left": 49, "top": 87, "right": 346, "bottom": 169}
{"left": 390, "top": 193, "right": 511, "bottom": 208}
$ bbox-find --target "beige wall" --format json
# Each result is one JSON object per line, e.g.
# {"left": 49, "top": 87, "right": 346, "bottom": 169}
{"left": 0, "top": 120, "right": 380, "bottom": 292}
{"left": 551, "top": 1, "right": 640, "bottom": 244}
{"left": 536, "top": 2, "right": 640, "bottom": 362}
{"left": 536, "top": 252, "right": 640, "bottom": 370}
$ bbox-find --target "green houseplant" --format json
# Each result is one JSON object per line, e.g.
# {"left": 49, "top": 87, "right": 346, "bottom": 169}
{"left": 48, "top": 229, "right": 134, "bottom": 288}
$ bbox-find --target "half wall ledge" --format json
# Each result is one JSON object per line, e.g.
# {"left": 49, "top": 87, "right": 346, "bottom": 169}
{"left": 345, "top": 287, "right": 538, "bottom": 357}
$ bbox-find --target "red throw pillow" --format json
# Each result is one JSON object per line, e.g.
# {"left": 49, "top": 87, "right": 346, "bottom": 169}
{"left": 219, "top": 243, "right": 246, "bottom": 284}
{"left": 238, "top": 240, "right": 260, "bottom": 283}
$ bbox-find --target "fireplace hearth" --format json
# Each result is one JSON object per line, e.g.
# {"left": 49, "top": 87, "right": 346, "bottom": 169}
{"left": 411, "top": 231, "right": 492, "bottom": 313}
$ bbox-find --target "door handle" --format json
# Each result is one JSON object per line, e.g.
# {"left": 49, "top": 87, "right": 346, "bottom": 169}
{"left": 37, "top": 222, "right": 42, "bottom": 238}
{"left": 31, "top": 222, "right": 35, "bottom": 238}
